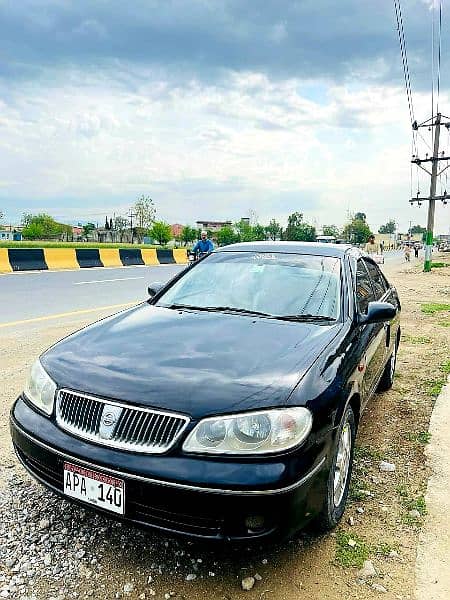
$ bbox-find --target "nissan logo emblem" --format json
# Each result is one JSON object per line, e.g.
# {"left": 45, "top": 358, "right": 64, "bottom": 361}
{"left": 102, "top": 412, "right": 117, "bottom": 427}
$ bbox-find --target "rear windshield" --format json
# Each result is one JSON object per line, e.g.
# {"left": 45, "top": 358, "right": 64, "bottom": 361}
{"left": 156, "top": 252, "right": 342, "bottom": 320}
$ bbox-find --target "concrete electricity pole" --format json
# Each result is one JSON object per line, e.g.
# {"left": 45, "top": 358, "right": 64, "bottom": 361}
{"left": 410, "top": 112, "right": 450, "bottom": 271}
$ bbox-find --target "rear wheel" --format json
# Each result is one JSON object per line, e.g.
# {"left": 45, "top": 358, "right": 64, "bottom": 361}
{"left": 377, "top": 341, "right": 398, "bottom": 392}
{"left": 315, "top": 405, "right": 356, "bottom": 531}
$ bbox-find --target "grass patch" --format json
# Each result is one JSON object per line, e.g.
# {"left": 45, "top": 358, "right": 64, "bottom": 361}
{"left": 421, "top": 303, "right": 450, "bottom": 315}
{"left": 428, "top": 378, "right": 447, "bottom": 397}
{"left": 375, "top": 541, "right": 398, "bottom": 556}
{"left": 402, "top": 334, "right": 431, "bottom": 344}
{"left": 438, "top": 321, "right": 450, "bottom": 327}
{"left": 430, "top": 262, "right": 449, "bottom": 268}
{"left": 354, "top": 445, "right": 383, "bottom": 462}
{"left": 335, "top": 532, "right": 371, "bottom": 568}
{"left": 0, "top": 241, "right": 174, "bottom": 249}
{"left": 406, "top": 431, "right": 432, "bottom": 444}
{"left": 442, "top": 360, "right": 450, "bottom": 375}
{"left": 404, "top": 495, "right": 427, "bottom": 515}
{"left": 349, "top": 479, "right": 371, "bottom": 502}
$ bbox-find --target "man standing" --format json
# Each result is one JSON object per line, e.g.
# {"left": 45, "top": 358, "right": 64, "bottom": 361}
{"left": 364, "top": 234, "right": 379, "bottom": 255}
{"left": 192, "top": 230, "right": 214, "bottom": 257}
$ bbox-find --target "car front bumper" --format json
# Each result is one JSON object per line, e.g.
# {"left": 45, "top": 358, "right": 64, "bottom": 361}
{"left": 10, "top": 396, "right": 330, "bottom": 541}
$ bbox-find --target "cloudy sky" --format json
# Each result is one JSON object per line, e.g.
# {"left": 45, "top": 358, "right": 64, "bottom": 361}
{"left": 0, "top": 0, "right": 449, "bottom": 233}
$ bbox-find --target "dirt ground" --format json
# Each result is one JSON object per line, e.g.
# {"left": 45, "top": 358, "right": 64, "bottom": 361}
{"left": 0, "top": 254, "right": 449, "bottom": 600}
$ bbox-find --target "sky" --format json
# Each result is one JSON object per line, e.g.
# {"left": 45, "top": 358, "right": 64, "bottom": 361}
{"left": 0, "top": 0, "right": 449, "bottom": 234}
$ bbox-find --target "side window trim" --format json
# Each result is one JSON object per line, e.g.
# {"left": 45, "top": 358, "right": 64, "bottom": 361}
{"left": 356, "top": 258, "right": 376, "bottom": 314}
{"left": 363, "top": 258, "right": 388, "bottom": 300}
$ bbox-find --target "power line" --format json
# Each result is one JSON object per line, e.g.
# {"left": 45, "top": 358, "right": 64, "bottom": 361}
{"left": 437, "top": 0, "right": 443, "bottom": 113}
{"left": 394, "top": 0, "right": 417, "bottom": 154}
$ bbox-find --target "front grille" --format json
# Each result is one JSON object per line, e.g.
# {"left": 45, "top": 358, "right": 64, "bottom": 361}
{"left": 55, "top": 389, "right": 189, "bottom": 454}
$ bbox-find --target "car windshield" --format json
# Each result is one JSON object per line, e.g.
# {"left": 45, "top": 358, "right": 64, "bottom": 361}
{"left": 156, "top": 251, "right": 342, "bottom": 320}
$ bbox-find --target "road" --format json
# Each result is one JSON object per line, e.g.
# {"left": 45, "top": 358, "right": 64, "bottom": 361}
{"left": 0, "top": 264, "right": 185, "bottom": 327}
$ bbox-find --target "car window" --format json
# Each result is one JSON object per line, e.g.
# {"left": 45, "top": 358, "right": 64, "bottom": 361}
{"left": 364, "top": 260, "right": 387, "bottom": 300}
{"left": 356, "top": 259, "right": 375, "bottom": 314}
{"left": 156, "top": 252, "right": 342, "bottom": 319}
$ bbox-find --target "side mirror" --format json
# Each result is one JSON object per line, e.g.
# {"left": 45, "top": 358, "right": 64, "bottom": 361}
{"left": 148, "top": 281, "right": 165, "bottom": 297}
{"left": 359, "top": 301, "right": 397, "bottom": 325}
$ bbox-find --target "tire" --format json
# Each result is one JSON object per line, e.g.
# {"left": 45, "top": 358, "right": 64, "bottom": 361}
{"left": 315, "top": 405, "right": 356, "bottom": 532}
{"left": 377, "top": 342, "right": 398, "bottom": 392}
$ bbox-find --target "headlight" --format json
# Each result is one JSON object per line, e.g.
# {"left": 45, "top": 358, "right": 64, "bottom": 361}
{"left": 183, "top": 407, "right": 312, "bottom": 455}
{"left": 24, "top": 359, "right": 57, "bottom": 416}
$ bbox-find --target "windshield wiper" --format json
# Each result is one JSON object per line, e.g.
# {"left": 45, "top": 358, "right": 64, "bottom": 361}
{"left": 166, "top": 304, "right": 274, "bottom": 318}
{"left": 276, "top": 314, "right": 336, "bottom": 322}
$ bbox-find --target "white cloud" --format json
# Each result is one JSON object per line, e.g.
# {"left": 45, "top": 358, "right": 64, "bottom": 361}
{"left": 0, "top": 66, "right": 448, "bottom": 233}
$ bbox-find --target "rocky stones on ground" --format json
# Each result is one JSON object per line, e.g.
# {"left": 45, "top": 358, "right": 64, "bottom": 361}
{"left": 241, "top": 576, "right": 255, "bottom": 591}
{"left": 372, "top": 583, "right": 388, "bottom": 593}
{"left": 379, "top": 461, "right": 396, "bottom": 472}
{"left": 408, "top": 509, "right": 421, "bottom": 518}
{"left": 357, "top": 560, "right": 377, "bottom": 579}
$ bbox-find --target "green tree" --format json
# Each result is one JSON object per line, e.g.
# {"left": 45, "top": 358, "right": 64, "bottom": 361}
{"left": 149, "top": 221, "right": 171, "bottom": 245}
{"left": 22, "top": 214, "right": 66, "bottom": 240}
{"left": 322, "top": 225, "right": 340, "bottom": 238}
{"left": 235, "top": 220, "right": 255, "bottom": 242}
{"left": 354, "top": 212, "right": 367, "bottom": 222}
{"left": 252, "top": 224, "right": 266, "bottom": 241}
{"left": 410, "top": 224, "right": 427, "bottom": 234}
{"left": 265, "top": 218, "right": 281, "bottom": 241}
{"left": 180, "top": 225, "right": 197, "bottom": 246}
{"left": 216, "top": 225, "right": 238, "bottom": 246}
{"left": 378, "top": 220, "right": 396, "bottom": 234}
{"left": 285, "top": 212, "right": 316, "bottom": 241}
{"left": 134, "top": 195, "right": 156, "bottom": 229}
{"left": 82, "top": 222, "right": 96, "bottom": 238}
{"left": 342, "top": 216, "right": 372, "bottom": 245}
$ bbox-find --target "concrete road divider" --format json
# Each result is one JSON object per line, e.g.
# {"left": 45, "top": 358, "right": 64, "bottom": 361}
{"left": 75, "top": 248, "right": 103, "bottom": 268}
{"left": 44, "top": 248, "right": 80, "bottom": 270}
{"left": 8, "top": 249, "right": 48, "bottom": 271}
{"left": 119, "top": 248, "right": 144, "bottom": 266}
{"left": 99, "top": 248, "right": 122, "bottom": 268}
{"left": 0, "top": 247, "right": 188, "bottom": 273}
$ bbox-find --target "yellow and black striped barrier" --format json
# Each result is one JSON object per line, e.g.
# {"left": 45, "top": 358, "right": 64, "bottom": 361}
{"left": 0, "top": 248, "right": 188, "bottom": 273}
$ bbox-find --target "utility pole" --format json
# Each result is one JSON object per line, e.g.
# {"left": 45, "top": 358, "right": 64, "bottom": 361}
{"left": 128, "top": 210, "right": 136, "bottom": 244}
{"left": 410, "top": 112, "right": 450, "bottom": 271}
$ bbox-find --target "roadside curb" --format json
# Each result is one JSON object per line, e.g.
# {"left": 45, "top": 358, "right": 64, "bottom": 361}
{"left": 0, "top": 247, "right": 188, "bottom": 273}
{"left": 415, "top": 376, "right": 450, "bottom": 600}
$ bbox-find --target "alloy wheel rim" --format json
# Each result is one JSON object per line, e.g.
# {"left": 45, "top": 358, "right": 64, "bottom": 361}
{"left": 333, "top": 422, "right": 352, "bottom": 507}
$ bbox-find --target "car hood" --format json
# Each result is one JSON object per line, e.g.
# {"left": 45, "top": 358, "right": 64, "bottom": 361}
{"left": 41, "top": 304, "right": 342, "bottom": 419}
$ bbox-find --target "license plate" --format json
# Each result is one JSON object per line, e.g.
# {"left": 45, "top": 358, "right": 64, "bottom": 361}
{"left": 63, "top": 462, "right": 125, "bottom": 515}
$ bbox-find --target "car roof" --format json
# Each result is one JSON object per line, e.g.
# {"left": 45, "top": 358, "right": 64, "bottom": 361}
{"left": 215, "top": 240, "right": 357, "bottom": 258}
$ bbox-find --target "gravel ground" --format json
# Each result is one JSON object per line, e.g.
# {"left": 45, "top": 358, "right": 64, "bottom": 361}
{"left": 1, "top": 255, "right": 449, "bottom": 600}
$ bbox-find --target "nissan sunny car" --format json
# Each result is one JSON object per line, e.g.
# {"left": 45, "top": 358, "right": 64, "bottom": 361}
{"left": 10, "top": 242, "right": 400, "bottom": 541}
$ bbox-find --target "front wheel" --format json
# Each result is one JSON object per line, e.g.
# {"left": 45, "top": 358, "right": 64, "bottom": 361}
{"left": 315, "top": 406, "right": 356, "bottom": 531}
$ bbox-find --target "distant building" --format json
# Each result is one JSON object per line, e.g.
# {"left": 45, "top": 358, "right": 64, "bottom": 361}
{"left": 0, "top": 229, "right": 22, "bottom": 241}
{"left": 196, "top": 220, "right": 232, "bottom": 232}
{"left": 171, "top": 224, "right": 183, "bottom": 238}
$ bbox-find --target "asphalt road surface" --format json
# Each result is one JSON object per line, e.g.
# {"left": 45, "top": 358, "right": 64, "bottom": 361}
{"left": 0, "top": 264, "right": 185, "bottom": 327}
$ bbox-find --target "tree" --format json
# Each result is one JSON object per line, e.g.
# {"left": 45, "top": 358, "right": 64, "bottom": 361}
{"left": 322, "top": 225, "right": 340, "bottom": 238}
{"left": 114, "top": 216, "right": 129, "bottom": 242}
{"left": 342, "top": 216, "right": 372, "bottom": 245}
{"left": 252, "top": 224, "right": 266, "bottom": 241}
{"left": 0, "top": 209, "right": 4, "bottom": 223}
{"left": 149, "top": 221, "right": 171, "bottom": 246}
{"left": 82, "top": 222, "right": 96, "bottom": 238}
{"left": 180, "top": 225, "right": 197, "bottom": 246}
{"left": 134, "top": 195, "right": 156, "bottom": 229}
{"left": 354, "top": 212, "right": 367, "bottom": 222}
{"left": 21, "top": 213, "right": 33, "bottom": 227}
{"left": 216, "top": 225, "right": 238, "bottom": 246}
{"left": 265, "top": 219, "right": 281, "bottom": 241}
{"left": 410, "top": 224, "right": 427, "bottom": 234}
{"left": 21, "top": 214, "right": 67, "bottom": 240}
{"left": 378, "top": 220, "right": 396, "bottom": 234}
{"left": 235, "top": 220, "right": 255, "bottom": 242}
{"left": 285, "top": 212, "right": 316, "bottom": 241}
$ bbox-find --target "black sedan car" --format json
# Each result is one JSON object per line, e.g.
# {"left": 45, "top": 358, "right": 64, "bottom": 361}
{"left": 10, "top": 242, "right": 401, "bottom": 541}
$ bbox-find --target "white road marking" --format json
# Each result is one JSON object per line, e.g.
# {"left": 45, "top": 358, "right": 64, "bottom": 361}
{"left": 74, "top": 277, "right": 145, "bottom": 285}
